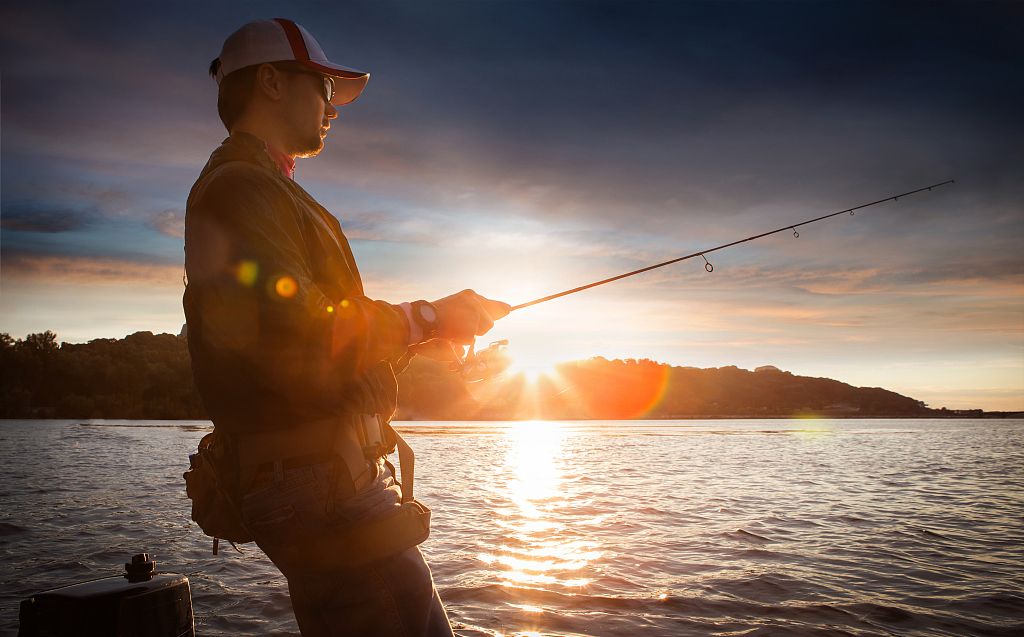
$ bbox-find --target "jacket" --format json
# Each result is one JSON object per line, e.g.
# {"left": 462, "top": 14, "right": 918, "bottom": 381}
{"left": 183, "top": 132, "right": 410, "bottom": 435}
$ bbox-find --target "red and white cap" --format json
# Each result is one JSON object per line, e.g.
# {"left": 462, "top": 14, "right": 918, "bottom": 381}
{"left": 214, "top": 18, "right": 369, "bottom": 106}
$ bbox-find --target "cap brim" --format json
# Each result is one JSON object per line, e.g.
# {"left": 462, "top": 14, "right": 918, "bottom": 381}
{"left": 298, "top": 60, "right": 369, "bottom": 106}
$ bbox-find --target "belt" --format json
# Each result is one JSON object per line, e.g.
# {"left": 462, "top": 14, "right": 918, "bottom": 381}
{"left": 233, "top": 415, "right": 416, "bottom": 502}
{"left": 245, "top": 452, "right": 377, "bottom": 493}
{"left": 234, "top": 415, "right": 377, "bottom": 489}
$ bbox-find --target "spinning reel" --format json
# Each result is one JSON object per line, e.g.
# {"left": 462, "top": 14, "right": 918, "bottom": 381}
{"left": 449, "top": 338, "right": 513, "bottom": 383}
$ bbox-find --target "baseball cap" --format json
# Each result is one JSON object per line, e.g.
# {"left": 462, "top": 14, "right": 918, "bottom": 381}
{"left": 213, "top": 18, "right": 369, "bottom": 106}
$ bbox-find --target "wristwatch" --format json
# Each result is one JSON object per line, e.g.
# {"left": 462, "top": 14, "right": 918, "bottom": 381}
{"left": 410, "top": 300, "right": 439, "bottom": 340}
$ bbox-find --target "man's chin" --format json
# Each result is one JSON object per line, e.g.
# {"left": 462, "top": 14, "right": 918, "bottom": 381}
{"left": 295, "top": 136, "right": 325, "bottom": 159}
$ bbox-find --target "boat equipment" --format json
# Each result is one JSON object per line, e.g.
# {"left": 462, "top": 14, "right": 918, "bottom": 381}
{"left": 18, "top": 553, "right": 194, "bottom": 637}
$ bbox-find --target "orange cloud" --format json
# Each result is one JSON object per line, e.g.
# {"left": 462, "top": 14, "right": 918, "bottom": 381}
{"left": 2, "top": 253, "right": 183, "bottom": 287}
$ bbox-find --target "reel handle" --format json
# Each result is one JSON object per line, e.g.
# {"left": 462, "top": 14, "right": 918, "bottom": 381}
{"left": 447, "top": 338, "right": 476, "bottom": 375}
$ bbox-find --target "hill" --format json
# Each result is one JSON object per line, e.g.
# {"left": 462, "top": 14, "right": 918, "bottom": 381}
{"left": 0, "top": 330, "right": 998, "bottom": 420}
{"left": 394, "top": 355, "right": 937, "bottom": 420}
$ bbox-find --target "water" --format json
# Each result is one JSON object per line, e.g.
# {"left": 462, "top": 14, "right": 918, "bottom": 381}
{"left": 1, "top": 419, "right": 1022, "bottom": 636}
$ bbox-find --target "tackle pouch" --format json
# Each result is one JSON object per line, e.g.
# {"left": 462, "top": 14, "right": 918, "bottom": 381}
{"left": 183, "top": 431, "right": 253, "bottom": 552}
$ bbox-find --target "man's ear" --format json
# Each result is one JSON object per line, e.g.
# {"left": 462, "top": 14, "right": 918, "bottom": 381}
{"left": 254, "top": 64, "right": 286, "bottom": 102}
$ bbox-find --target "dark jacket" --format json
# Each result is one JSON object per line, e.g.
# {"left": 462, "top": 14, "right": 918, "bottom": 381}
{"left": 183, "top": 132, "right": 409, "bottom": 435}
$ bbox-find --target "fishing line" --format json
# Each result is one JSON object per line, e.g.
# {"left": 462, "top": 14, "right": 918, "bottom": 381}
{"left": 510, "top": 180, "right": 954, "bottom": 312}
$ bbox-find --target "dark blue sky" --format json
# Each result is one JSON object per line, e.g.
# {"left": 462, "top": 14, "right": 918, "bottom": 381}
{"left": 1, "top": 1, "right": 1022, "bottom": 408}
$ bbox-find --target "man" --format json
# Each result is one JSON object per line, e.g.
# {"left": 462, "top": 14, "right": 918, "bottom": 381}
{"left": 184, "top": 18, "right": 509, "bottom": 636}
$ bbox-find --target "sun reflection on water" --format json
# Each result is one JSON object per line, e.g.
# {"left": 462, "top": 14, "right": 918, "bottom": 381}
{"left": 479, "top": 421, "right": 601, "bottom": 595}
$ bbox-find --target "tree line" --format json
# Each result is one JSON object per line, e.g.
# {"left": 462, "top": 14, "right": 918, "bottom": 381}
{"left": 1, "top": 330, "right": 944, "bottom": 420}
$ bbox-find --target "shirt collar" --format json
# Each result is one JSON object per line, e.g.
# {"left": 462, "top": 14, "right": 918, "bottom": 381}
{"left": 226, "top": 131, "right": 295, "bottom": 180}
{"left": 265, "top": 144, "right": 296, "bottom": 180}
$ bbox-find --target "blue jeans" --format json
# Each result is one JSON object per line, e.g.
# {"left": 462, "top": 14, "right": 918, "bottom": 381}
{"left": 240, "top": 459, "right": 454, "bottom": 637}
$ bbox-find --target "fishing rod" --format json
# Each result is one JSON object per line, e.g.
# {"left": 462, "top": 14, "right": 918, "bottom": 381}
{"left": 510, "top": 180, "right": 955, "bottom": 312}
{"left": 455, "top": 180, "right": 954, "bottom": 381}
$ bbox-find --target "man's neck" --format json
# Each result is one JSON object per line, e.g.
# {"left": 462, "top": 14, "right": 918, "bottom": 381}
{"left": 232, "top": 121, "right": 294, "bottom": 159}
{"left": 232, "top": 125, "right": 296, "bottom": 179}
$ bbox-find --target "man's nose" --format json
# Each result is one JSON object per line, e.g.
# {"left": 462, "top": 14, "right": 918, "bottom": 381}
{"left": 325, "top": 103, "right": 338, "bottom": 120}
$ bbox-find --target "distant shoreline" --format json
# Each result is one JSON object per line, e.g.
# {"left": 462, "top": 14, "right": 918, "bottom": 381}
{"left": 2, "top": 413, "right": 1022, "bottom": 424}
{"left": 3, "top": 331, "right": 1019, "bottom": 419}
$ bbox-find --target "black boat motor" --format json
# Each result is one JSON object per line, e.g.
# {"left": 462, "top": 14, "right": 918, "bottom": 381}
{"left": 18, "top": 553, "right": 194, "bottom": 637}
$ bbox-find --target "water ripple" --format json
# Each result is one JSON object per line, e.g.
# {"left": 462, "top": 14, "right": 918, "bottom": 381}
{"left": 1, "top": 418, "right": 1022, "bottom": 636}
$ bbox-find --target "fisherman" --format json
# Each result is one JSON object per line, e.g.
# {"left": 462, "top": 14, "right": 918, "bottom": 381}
{"left": 183, "top": 18, "right": 509, "bottom": 636}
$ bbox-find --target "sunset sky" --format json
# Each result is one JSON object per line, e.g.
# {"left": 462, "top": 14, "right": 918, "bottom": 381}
{"left": 1, "top": 1, "right": 1021, "bottom": 410}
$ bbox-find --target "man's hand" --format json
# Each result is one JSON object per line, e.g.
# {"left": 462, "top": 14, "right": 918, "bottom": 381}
{"left": 407, "top": 339, "right": 464, "bottom": 363}
{"left": 431, "top": 290, "right": 511, "bottom": 345}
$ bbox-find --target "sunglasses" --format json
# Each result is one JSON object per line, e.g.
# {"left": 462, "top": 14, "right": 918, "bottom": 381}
{"left": 273, "top": 64, "right": 335, "bottom": 103}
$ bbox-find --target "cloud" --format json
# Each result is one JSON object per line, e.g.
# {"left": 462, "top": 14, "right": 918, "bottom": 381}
{"left": 334, "top": 205, "right": 650, "bottom": 265}
{"left": 1, "top": 201, "right": 96, "bottom": 233}
{"left": 0, "top": 1, "right": 1021, "bottom": 411}
{"left": 0, "top": 183, "right": 172, "bottom": 238}
{"left": 1, "top": 185, "right": 187, "bottom": 271}
{"left": 1, "top": 252, "right": 183, "bottom": 287}
{"left": 0, "top": 2, "right": 221, "bottom": 179}
{"left": 149, "top": 209, "right": 185, "bottom": 238}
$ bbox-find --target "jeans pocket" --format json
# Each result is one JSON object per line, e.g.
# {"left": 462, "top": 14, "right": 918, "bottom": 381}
{"left": 245, "top": 502, "right": 296, "bottom": 528}
{"left": 241, "top": 467, "right": 326, "bottom": 540}
{"left": 242, "top": 502, "right": 302, "bottom": 548}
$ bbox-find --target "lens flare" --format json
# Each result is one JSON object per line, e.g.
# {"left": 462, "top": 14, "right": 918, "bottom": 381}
{"left": 235, "top": 260, "right": 259, "bottom": 287}
{"left": 557, "top": 358, "right": 672, "bottom": 418}
{"left": 274, "top": 275, "right": 297, "bottom": 298}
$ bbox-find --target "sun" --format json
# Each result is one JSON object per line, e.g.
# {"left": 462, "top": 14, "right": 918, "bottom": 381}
{"left": 503, "top": 348, "right": 561, "bottom": 383}
{"left": 505, "top": 358, "right": 547, "bottom": 383}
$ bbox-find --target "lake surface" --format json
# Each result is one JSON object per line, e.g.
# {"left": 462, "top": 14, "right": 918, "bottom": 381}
{"left": 1, "top": 419, "right": 1022, "bottom": 636}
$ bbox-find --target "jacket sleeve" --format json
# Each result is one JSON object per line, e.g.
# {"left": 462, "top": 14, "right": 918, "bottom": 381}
{"left": 185, "top": 164, "right": 409, "bottom": 412}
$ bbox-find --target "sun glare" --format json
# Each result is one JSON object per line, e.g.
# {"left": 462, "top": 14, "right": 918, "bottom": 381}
{"left": 478, "top": 421, "right": 599, "bottom": 593}
{"left": 504, "top": 355, "right": 552, "bottom": 383}
{"left": 498, "top": 340, "right": 568, "bottom": 384}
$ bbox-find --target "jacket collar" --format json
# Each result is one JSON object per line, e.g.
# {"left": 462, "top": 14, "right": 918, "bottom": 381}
{"left": 207, "top": 131, "right": 288, "bottom": 178}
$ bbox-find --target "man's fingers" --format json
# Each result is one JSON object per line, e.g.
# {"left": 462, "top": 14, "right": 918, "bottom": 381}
{"left": 482, "top": 299, "right": 512, "bottom": 320}
{"left": 409, "top": 339, "right": 462, "bottom": 362}
{"left": 471, "top": 296, "right": 501, "bottom": 335}
{"left": 475, "top": 313, "right": 495, "bottom": 336}
{"left": 452, "top": 335, "right": 474, "bottom": 347}
{"left": 431, "top": 290, "right": 512, "bottom": 342}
